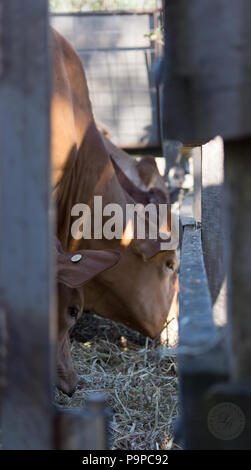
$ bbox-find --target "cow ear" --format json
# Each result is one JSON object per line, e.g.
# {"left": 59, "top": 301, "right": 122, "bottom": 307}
{"left": 57, "top": 251, "right": 88, "bottom": 288}
{"left": 57, "top": 248, "right": 121, "bottom": 288}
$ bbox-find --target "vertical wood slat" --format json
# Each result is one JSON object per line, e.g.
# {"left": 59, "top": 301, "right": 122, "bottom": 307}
{"left": 55, "top": 393, "right": 111, "bottom": 450}
{"left": 224, "top": 140, "right": 251, "bottom": 381}
{"left": 201, "top": 140, "right": 251, "bottom": 450}
{"left": 192, "top": 146, "right": 202, "bottom": 224}
{"left": 0, "top": 0, "right": 56, "bottom": 449}
{"left": 201, "top": 138, "right": 226, "bottom": 327}
{"left": 0, "top": 308, "right": 7, "bottom": 394}
{"left": 162, "top": 0, "right": 251, "bottom": 144}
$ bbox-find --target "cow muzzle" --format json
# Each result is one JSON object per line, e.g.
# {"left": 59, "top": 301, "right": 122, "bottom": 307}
{"left": 56, "top": 335, "right": 78, "bottom": 396}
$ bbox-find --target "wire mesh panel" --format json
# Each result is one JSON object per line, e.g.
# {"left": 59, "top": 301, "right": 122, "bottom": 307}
{"left": 51, "top": 12, "right": 161, "bottom": 148}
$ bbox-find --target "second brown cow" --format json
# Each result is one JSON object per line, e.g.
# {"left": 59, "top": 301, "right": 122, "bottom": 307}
{"left": 51, "top": 29, "right": 178, "bottom": 340}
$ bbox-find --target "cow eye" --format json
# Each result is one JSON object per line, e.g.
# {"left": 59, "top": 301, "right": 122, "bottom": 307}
{"left": 165, "top": 260, "right": 174, "bottom": 272}
{"left": 69, "top": 307, "right": 79, "bottom": 319}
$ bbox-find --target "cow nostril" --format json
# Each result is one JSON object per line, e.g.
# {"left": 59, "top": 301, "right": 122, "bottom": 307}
{"left": 69, "top": 307, "right": 79, "bottom": 320}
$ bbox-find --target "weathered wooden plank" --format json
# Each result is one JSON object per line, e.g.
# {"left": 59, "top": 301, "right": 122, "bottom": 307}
{"left": 161, "top": 138, "right": 182, "bottom": 176}
{"left": 204, "top": 382, "right": 251, "bottom": 449}
{"left": 192, "top": 146, "right": 202, "bottom": 224}
{"left": 0, "top": 309, "right": 7, "bottom": 394}
{"left": 201, "top": 137, "right": 226, "bottom": 327}
{"left": 177, "top": 224, "right": 228, "bottom": 449}
{"left": 224, "top": 139, "right": 251, "bottom": 381}
{"left": 55, "top": 393, "right": 111, "bottom": 450}
{"left": 179, "top": 191, "right": 195, "bottom": 227}
{"left": 162, "top": 0, "right": 251, "bottom": 142}
{"left": 179, "top": 226, "right": 222, "bottom": 365}
{"left": 0, "top": 0, "right": 55, "bottom": 449}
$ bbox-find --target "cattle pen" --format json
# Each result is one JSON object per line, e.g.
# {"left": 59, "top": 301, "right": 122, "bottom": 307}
{"left": 1, "top": 0, "right": 251, "bottom": 454}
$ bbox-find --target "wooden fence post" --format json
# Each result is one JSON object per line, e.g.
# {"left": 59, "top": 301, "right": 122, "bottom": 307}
{"left": 202, "top": 141, "right": 251, "bottom": 450}
{"left": 191, "top": 146, "right": 202, "bottom": 224}
{"left": 55, "top": 393, "right": 111, "bottom": 450}
{"left": 177, "top": 206, "right": 228, "bottom": 449}
{"left": 162, "top": 0, "right": 251, "bottom": 449}
{"left": 0, "top": 0, "right": 56, "bottom": 449}
{"left": 0, "top": 309, "right": 7, "bottom": 395}
{"left": 223, "top": 140, "right": 251, "bottom": 380}
{"left": 201, "top": 138, "right": 226, "bottom": 326}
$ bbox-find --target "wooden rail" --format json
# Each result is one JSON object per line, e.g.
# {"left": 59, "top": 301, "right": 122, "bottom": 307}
{"left": 177, "top": 212, "right": 228, "bottom": 449}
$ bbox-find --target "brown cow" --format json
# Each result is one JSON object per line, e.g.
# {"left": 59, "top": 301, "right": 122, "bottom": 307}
{"left": 55, "top": 239, "right": 120, "bottom": 396}
{"left": 110, "top": 156, "right": 168, "bottom": 206}
{"left": 51, "top": 29, "right": 178, "bottom": 340}
{"left": 101, "top": 132, "right": 169, "bottom": 197}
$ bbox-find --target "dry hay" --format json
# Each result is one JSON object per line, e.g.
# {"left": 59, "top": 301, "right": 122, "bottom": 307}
{"left": 55, "top": 312, "right": 180, "bottom": 450}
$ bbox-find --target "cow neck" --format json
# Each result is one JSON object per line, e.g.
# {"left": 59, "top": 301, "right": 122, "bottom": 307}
{"left": 56, "top": 120, "right": 130, "bottom": 249}
{"left": 75, "top": 120, "right": 129, "bottom": 208}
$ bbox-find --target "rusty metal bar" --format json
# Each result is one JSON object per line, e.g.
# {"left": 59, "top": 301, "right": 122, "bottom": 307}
{"left": 51, "top": 10, "right": 162, "bottom": 17}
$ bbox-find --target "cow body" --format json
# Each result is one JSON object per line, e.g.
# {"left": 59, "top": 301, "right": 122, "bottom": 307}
{"left": 51, "top": 29, "right": 177, "bottom": 339}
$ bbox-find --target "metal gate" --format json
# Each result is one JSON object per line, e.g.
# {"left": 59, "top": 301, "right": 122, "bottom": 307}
{"left": 51, "top": 10, "right": 162, "bottom": 149}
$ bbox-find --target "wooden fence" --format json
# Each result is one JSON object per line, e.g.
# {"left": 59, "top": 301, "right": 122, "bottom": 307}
{"left": 164, "top": 0, "right": 251, "bottom": 449}
{"left": 2, "top": 0, "right": 251, "bottom": 451}
{"left": 0, "top": 0, "right": 109, "bottom": 450}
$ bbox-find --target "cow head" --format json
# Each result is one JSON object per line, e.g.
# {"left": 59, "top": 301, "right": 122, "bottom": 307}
{"left": 55, "top": 240, "right": 120, "bottom": 396}
{"left": 83, "top": 239, "right": 178, "bottom": 339}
